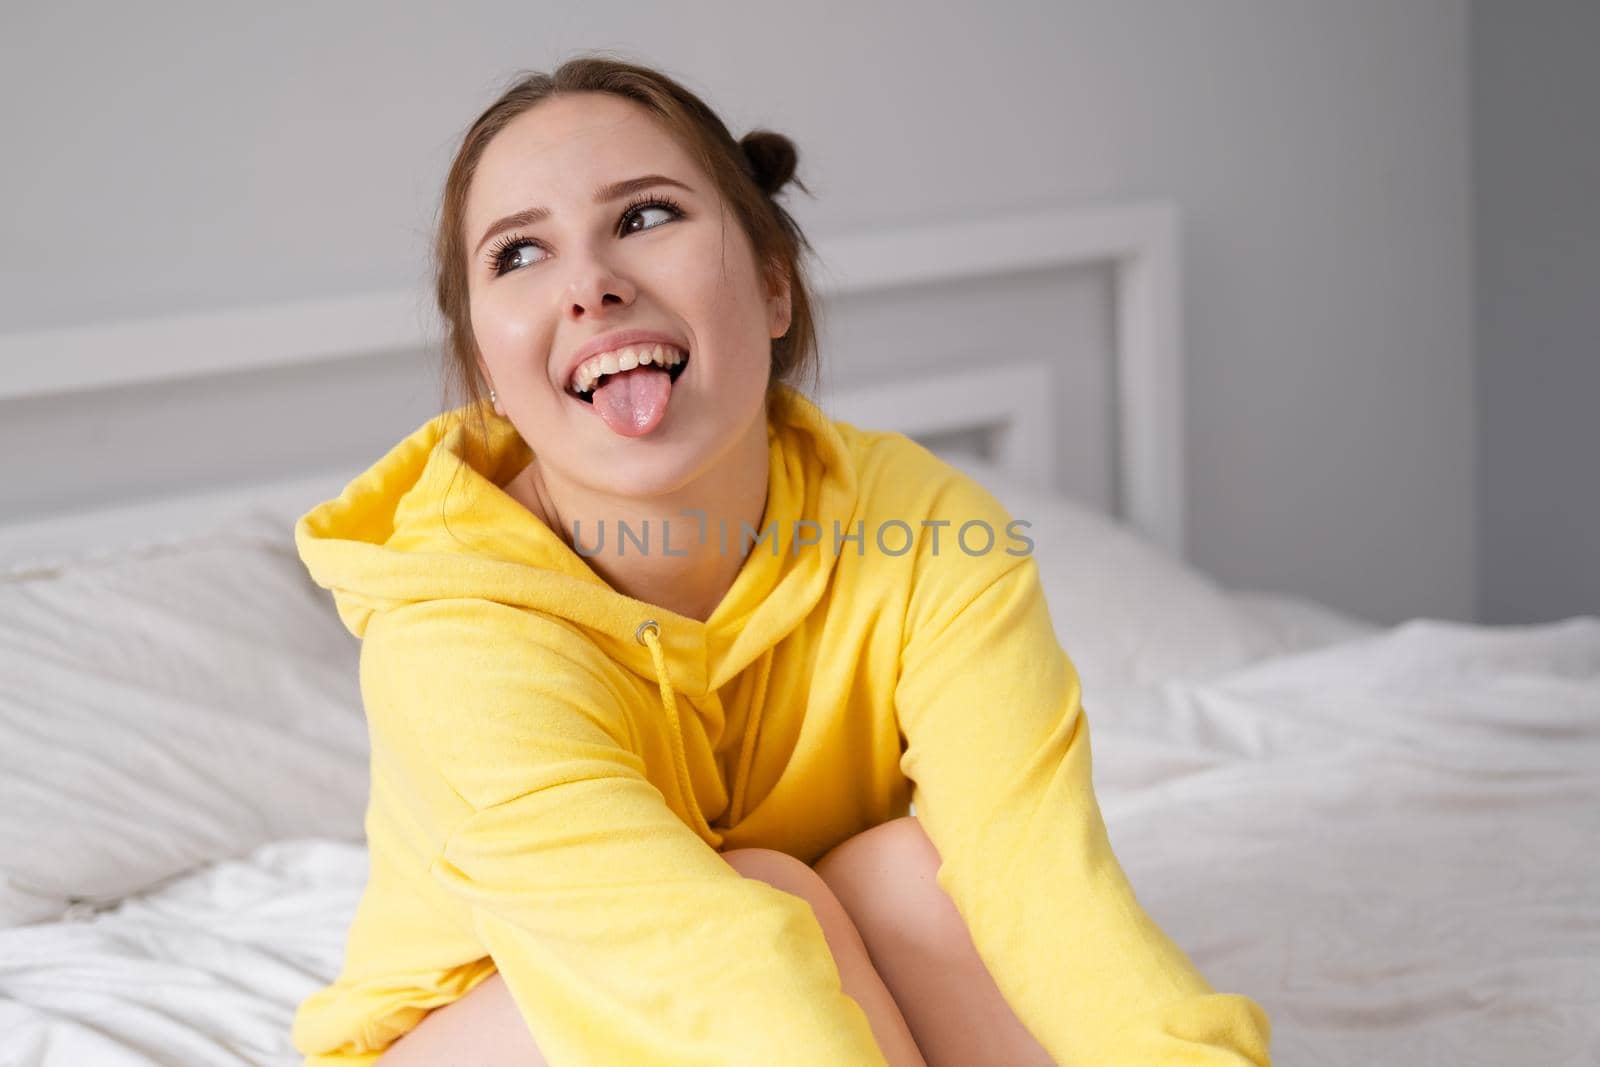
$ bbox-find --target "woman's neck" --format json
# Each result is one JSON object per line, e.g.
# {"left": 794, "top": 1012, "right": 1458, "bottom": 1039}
{"left": 509, "top": 411, "right": 771, "bottom": 624}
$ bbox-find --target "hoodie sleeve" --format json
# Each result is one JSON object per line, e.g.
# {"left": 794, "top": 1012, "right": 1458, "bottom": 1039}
{"left": 360, "top": 600, "right": 891, "bottom": 1067}
{"left": 892, "top": 482, "right": 1274, "bottom": 1066}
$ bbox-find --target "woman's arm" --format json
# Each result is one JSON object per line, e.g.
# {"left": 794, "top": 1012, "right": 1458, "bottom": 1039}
{"left": 893, "top": 489, "right": 1273, "bottom": 1065}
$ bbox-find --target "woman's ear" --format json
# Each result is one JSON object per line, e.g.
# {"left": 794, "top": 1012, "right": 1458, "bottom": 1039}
{"left": 767, "top": 261, "right": 793, "bottom": 340}
{"left": 475, "top": 357, "right": 504, "bottom": 416}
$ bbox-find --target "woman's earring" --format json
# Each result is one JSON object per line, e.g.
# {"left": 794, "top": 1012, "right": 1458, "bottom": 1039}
{"left": 489, "top": 388, "right": 498, "bottom": 404}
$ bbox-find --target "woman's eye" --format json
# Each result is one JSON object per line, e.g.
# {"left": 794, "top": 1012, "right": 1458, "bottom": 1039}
{"left": 496, "top": 241, "right": 543, "bottom": 274}
{"left": 623, "top": 203, "right": 676, "bottom": 235}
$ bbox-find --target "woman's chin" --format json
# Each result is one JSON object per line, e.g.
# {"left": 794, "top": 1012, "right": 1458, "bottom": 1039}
{"left": 550, "top": 441, "right": 712, "bottom": 501}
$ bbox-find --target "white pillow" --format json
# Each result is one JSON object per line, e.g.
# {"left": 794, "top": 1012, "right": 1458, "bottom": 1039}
{"left": 0, "top": 512, "right": 368, "bottom": 927}
{"left": 942, "top": 456, "right": 1303, "bottom": 691}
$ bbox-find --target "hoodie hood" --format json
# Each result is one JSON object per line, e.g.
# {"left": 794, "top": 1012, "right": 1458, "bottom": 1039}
{"left": 295, "top": 382, "right": 859, "bottom": 708}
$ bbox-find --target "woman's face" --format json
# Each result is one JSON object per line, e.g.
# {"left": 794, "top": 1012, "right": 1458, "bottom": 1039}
{"left": 464, "top": 91, "right": 790, "bottom": 501}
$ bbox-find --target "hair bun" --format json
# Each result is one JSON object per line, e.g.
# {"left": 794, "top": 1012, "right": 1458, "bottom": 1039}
{"left": 740, "top": 130, "right": 799, "bottom": 197}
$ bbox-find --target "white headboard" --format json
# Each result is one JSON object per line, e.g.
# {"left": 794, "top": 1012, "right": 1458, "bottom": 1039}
{"left": 0, "top": 200, "right": 1183, "bottom": 569}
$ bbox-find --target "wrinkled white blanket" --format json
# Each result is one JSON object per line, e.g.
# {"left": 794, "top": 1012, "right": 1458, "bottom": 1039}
{"left": 2, "top": 617, "right": 1596, "bottom": 1066}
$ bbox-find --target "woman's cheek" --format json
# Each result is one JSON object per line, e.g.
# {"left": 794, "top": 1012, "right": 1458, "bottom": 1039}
{"left": 660, "top": 236, "right": 721, "bottom": 295}
{"left": 479, "top": 307, "right": 541, "bottom": 359}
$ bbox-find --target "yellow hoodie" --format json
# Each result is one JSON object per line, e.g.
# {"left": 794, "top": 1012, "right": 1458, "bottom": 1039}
{"left": 290, "top": 382, "right": 1273, "bottom": 1066}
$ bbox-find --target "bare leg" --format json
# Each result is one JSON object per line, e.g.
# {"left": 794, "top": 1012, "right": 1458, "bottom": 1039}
{"left": 816, "top": 817, "right": 1057, "bottom": 1067}
{"left": 375, "top": 848, "right": 927, "bottom": 1066}
{"left": 374, "top": 970, "right": 544, "bottom": 1066}
{"left": 723, "top": 847, "right": 928, "bottom": 1067}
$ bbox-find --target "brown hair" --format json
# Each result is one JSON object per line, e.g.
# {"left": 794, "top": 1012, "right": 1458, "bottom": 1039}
{"left": 431, "top": 51, "right": 821, "bottom": 467}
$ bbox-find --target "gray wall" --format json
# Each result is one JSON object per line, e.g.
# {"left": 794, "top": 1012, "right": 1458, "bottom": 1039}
{"left": 1473, "top": 0, "right": 1600, "bottom": 624}
{"left": 0, "top": 1, "right": 1477, "bottom": 626}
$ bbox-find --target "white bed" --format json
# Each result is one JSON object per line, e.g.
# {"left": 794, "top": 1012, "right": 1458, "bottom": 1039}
{"left": 2, "top": 202, "right": 1596, "bottom": 1066}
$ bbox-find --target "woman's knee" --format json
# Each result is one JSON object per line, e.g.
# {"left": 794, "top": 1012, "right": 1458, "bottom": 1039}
{"left": 726, "top": 848, "right": 915, "bottom": 996}
{"left": 724, "top": 848, "right": 927, "bottom": 1066}
{"left": 814, "top": 816, "right": 933, "bottom": 888}
{"left": 811, "top": 816, "right": 982, "bottom": 973}
{"left": 723, "top": 847, "right": 822, "bottom": 894}
{"left": 723, "top": 848, "right": 865, "bottom": 945}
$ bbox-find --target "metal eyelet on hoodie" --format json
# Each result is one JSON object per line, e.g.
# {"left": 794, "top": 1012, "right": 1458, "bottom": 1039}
{"left": 635, "top": 618, "right": 660, "bottom": 645}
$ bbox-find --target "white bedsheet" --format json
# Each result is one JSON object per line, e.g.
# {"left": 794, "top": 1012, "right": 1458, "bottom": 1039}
{"left": 0, "top": 838, "right": 365, "bottom": 1067}
{"left": 2, "top": 614, "right": 1595, "bottom": 1065}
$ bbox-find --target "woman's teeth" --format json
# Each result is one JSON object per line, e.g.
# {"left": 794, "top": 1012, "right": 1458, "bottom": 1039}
{"left": 570, "top": 343, "right": 686, "bottom": 398}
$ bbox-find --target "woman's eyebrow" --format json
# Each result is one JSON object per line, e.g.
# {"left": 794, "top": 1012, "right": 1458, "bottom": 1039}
{"left": 473, "top": 174, "right": 694, "bottom": 255}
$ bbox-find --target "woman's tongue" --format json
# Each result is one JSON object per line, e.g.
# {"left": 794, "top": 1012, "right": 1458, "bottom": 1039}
{"left": 592, "top": 364, "right": 673, "bottom": 437}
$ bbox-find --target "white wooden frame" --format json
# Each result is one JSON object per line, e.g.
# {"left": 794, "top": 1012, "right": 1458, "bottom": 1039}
{"left": 0, "top": 200, "right": 1185, "bottom": 560}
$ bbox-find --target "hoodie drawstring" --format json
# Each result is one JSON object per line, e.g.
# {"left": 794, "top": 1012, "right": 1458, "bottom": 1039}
{"left": 636, "top": 619, "right": 723, "bottom": 850}
{"left": 635, "top": 619, "right": 776, "bottom": 846}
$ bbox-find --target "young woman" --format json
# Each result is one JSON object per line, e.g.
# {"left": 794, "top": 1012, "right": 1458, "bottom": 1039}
{"left": 291, "top": 55, "right": 1273, "bottom": 1067}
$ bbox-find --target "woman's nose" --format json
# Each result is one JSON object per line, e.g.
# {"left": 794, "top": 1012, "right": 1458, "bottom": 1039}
{"left": 563, "top": 254, "right": 636, "bottom": 317}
